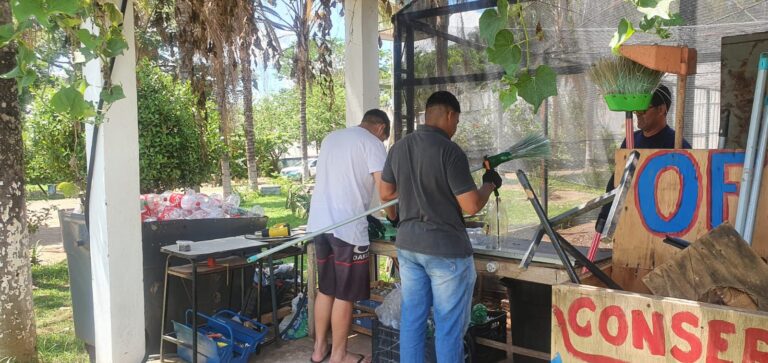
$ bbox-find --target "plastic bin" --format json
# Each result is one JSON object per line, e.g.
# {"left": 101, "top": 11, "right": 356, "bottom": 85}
{"left": 174, "top": 312, "right": 235, "bottom": 363}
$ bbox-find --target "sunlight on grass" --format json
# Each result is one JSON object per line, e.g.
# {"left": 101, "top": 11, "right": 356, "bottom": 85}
{"left": 32, "top": 262, "right": 89, "bottom": 362}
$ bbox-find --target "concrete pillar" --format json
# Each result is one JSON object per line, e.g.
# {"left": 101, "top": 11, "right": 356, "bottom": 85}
{"left": 344, "top": 0, "right": 380, "bottom": 127}
{"left": 84, "top": 1, "right": 145, "bottom": 361}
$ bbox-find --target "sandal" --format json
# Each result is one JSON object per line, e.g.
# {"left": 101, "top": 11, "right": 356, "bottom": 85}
{"left": 310, "top": 344, "right": 332, "bottom": 363}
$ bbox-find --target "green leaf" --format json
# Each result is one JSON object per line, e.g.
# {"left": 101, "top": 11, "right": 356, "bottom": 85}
{"left": 0, "top": 24, "right": 17, "bottom": 47}
{"left": 76, "top": 29, "right": 100, "bottom": 51}
{"left": 638, "top": 15, "right": 657, "bottom": 32}
{"left": 610, "top": 18, "right": 635, "bottom": 55}
{"left": 57, "top": 16, "right": 83, "bottom": 28}
{"left": 499, "top": 85, "right": 518, "bottom": 110}
{"left": 11, "top": 0, "right": 43, "bottom": 21}
{"left": 105, "top": 36, "right": 128, "bottom": 57}
{"left": 486, "top": 30, "right": 521, "bottom": 74}
{"left": 49, "top": 0, "right": 81, "bottom": 15}
{"left": 497, "top": 0, "right": 509, "bottom": 18}
{"left": 637, "top": 0, "right": 672, "bottom": 19}
{"left": 51, "top": 86, "right": 95, "bottom": 120}
{"left": 19, "top": 70, "right": 36, "bottom": 88}
{"left": 100, "top": 85, "right": 125, "bottom": 104}
{"left": 0, "top": 65, "right": 22, "bottom": 79}
{"left": 479, "top": 8, "right": 506, "bottom": 45}
{"left": 517, "top": 65, "right": 557, "bottom": 114}
{"left": 102, "top": 3, "right": 124, "bottom": 26}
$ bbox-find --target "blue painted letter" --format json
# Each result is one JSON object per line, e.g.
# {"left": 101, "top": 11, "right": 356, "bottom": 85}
{"left": 637, "top": 153, "right": 699, "bottom": 234}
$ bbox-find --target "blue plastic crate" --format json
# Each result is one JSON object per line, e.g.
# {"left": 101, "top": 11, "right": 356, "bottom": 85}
{"left": 211, "top": 310, "right": 269, "bottom": 363}
{"left": 173, "top": 312, "right": 235, "bottom": 363}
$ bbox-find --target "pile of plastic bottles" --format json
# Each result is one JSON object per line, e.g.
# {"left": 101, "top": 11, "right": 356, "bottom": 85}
{"left": 140, "top": 190, "right": 265, "bottom": 222}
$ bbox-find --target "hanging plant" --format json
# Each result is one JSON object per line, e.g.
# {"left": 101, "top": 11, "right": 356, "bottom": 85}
{"left": 479, "top": 0, "right": 557, "bottom": 114}
{"left": 610, "top": 0, "right": 684, "bottom": 54}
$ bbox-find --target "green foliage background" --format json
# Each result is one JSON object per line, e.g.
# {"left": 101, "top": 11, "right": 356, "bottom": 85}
{"left": 137, "top": 60, "right": 220, "bottom": 193}
{"left": 24, "top": 85, "right": 86, "bottom": 187}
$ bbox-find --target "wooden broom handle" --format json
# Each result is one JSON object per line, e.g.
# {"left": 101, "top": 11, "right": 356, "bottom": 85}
{"left": 675, "top": 75, "right": 687, "bottom": 149}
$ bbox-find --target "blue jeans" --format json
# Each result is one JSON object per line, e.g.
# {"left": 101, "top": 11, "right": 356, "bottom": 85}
{"left": 398, "top": 248, "right": 476, "bottom": 363}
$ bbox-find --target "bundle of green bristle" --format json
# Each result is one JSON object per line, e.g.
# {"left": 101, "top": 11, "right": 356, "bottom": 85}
{"left": 589, "top": 56, "right": 663, "bottom": 95}
{"left": 504, "top": 133, "right": 551, "bottom": 160}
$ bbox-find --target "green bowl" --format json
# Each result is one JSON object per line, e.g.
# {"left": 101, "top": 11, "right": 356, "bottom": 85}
{"left": 603, "top": 93, "right": 653, "bottom": 112}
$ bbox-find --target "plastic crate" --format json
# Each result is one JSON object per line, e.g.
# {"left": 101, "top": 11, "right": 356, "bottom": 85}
{"left": 468, "top": 310, "right": 506, "bottom": 343}
{"left": 353, "top": 310, "right": 375, "bottom": 330}
{"left": 372, "top": 320, "right": 473, "bottom": 363}
{"left": 210, "top": 310, "right": 269, "bottom": 363}
{"left": 173, "top": 312, "right": 235, "bottom": 363}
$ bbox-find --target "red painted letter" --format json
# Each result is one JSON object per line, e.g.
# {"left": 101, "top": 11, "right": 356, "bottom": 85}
{"left": 568, "top": 297, "right": 596, "bottom": 337}
{"left": 631, "top": 310, "right": 666, "bottom": 356}
{"left": 743, "top": 327, "right": 768, "bottom": 363}
{"left": 599, "top": 305, "right": 629, "bottom": 346}
{"left": 706, "top": 320, "right": 736, "bottom": 363}
{"left": 671, "top": 311, "right": 702, "bottom": 363}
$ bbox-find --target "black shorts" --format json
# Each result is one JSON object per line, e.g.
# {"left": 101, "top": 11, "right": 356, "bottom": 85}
{"left": 314, "top": 233, "right": 370, "bottom": 302}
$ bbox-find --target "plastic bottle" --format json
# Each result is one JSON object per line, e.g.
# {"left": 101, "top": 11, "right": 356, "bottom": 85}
{"left": 484, "top": 198, "right": 509, "bottom": 250}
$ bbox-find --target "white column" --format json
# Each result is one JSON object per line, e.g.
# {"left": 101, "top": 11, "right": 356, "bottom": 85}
{"left": 84, "top": 1, "right": 145, "bottom": 361}
{"left": 344, "top": 0, "right": 380, "bottom": 127}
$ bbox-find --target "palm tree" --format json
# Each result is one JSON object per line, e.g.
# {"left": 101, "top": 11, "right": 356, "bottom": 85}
{"left": 0, "top": 1, "right": 37, "bottom": 359}
{"left": 237, "top": 0, "right": 260, "bottom": 191}
{"left": 254, "top": 0, "right": 338, "bottom": 181}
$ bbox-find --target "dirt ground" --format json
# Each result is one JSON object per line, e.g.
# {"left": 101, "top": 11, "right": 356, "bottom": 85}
{"left": 28, "top": 198, "right": 81, "bottom": 265}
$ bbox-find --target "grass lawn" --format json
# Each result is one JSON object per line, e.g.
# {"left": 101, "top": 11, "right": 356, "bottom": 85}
{"left": 33, "top": 262, "right": 89, "bottom": 362}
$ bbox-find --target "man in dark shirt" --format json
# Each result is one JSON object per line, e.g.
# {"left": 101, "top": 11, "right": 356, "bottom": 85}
{"left": 595, "top": 84, "right": 692, "bottom": 231}
{"left": 380, "top": 91, "right": 501, "bottom": 363}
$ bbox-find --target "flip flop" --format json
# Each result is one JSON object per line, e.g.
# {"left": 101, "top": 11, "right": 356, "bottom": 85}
{"left": 310, "top": 345, "right": 332, "bottom": 363}
{"left": 355, "top": 353, "right": 366, "bottom": 363}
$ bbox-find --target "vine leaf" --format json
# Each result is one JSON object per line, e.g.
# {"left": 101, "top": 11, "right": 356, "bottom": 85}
{"left": 100, "top": 85, "right": 125, "bottom": 104}
{"left": 479, "top": 8, "right": 506, "bottom": 45}
{"left": 610, "top": 18, "right": 635, "bottom": 55}
{"left": 51, "top": 86, "right": 96, "bottom": 120}
{"left": 76, "top": 29, "right": 101, "bottom": 51}
{"left": 49, "top": 0, "right": 81, "bottom": 15}
{"left": 486, "top": 29, "right": 521, "bottom": 75}
{"left": 0, "top": 24, "right": 16, "bottom": 47}
{"left": 517, "top": 65, "right": 557, "bottom": 114}
{"left": 499, "top": 84, "right": 518, "bottom": 110}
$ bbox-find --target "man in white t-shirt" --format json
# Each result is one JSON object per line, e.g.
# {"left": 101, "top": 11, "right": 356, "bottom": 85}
{"left": 308, "top": 109, "right": 395, "bottom": 363}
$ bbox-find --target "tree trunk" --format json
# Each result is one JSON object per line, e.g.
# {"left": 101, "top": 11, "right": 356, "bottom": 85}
{"left": 0, "top": 2, "right": 37, "bottom": 360}
{"left": 240, "top": 40, "right": 259, "bottom": 191}
{"left": 214, "top": 47, "right": 232, "bottom": 196}
{"left": 175, "top": 0, "right": 194, "bottom": 81}
{"left": 299, "top": 41, "right": 310, "bottom": 181}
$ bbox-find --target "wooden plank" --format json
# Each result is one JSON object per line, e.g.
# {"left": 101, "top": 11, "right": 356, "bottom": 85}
{"left": 351, "top": 325, "right": 372, "bottom": 336}
{"left": 474, "top": 337, "right": 551, "bottom": 360}
{"left": 307, "top": 242, "right": 317, "bottom": 339}
{"left": 611, "top": 149, "right": 768, "bottom": 285}
{"left": 551, "top": 284, "right": 768, "bottom": 362}
{"left": 642, "top": 223, "right": 768, "bottom": 311}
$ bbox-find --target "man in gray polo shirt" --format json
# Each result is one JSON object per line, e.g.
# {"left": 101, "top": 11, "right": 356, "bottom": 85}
{"left": 380, "top": 91, "right": 502, "bottom": 363}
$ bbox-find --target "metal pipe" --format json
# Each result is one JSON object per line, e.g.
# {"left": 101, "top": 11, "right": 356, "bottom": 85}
{"left": 735, "top": 53, "right": 768, "bottom": 235}
{"left": 744, "top": 95, "right": 768, "bottom": 244}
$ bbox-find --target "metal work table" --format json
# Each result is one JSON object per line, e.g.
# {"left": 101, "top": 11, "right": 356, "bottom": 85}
{"left": 158, "top": 236, "right": 278, "bottom": 363}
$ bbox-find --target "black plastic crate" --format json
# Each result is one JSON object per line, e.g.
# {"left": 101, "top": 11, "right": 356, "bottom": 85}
{"left": 468, "top": 310, "right": 506, "bottom": 343}
{"left": 372, "top": 320, "right": 474, "bottom": 363}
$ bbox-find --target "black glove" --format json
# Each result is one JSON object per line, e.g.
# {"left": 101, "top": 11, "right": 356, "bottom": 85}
{"left": 482, "top": 168, "right": 502, "bottom": 190}
{"left": 386, "top": 214, "right": 399, "bottom": 228}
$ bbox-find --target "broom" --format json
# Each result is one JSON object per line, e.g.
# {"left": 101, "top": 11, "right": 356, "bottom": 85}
{"left": 589, "top": 56, "right": 664, "bottom": 149}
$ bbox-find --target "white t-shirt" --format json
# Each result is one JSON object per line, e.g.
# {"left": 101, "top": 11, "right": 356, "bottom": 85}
{"left": 307, "top": 126, "right": 387, "bottom": 246}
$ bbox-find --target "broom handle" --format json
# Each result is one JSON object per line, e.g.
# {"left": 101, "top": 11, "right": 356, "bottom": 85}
{"left": 247, "top": 164, "right": 489, "bottom": 263}
{"left": 625, "top": 111, "right": 634, "bottom": 149}
{"left": 675, "top": 75, "right": 687, "bottom": 149}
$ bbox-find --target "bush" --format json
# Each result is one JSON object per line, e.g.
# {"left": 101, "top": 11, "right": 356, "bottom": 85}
{"left": 23, "top": 85, "right": 86, "bottom": 186}
{"left": 137, "top": 60, "right": 219, "bottom": 193}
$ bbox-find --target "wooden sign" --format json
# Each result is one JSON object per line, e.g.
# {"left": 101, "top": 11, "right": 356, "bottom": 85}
{"left": 611, "top": 150, "right": 768, "bottom": 292}
{"left": 551, "top": 284, "right": 768, "bottom": 363}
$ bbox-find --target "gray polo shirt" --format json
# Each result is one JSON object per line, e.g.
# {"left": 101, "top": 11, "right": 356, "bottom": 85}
{"left": 381, "top": 124, "right": 477, "bottom": 257}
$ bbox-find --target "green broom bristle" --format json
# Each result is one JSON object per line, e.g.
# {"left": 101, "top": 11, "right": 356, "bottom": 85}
{"left": 504, "top": 133, "right": 551, "bottom": 160}
{"left": 589, "top": 56, "right": 664, "bottom": 95}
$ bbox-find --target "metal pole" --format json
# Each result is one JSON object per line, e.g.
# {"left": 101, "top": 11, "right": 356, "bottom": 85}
{"left": 393, "top": 15, "right": 403, "bottom": 141}
{"left": 735, "top": 53, "right": 768, "bottom": 235}
{"left": 743, "top": 95, "right": 768, "bottom": 244}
